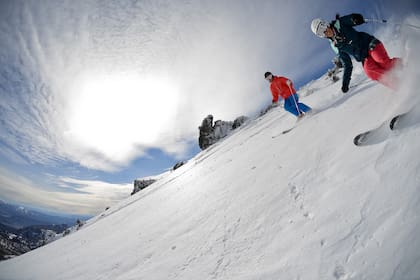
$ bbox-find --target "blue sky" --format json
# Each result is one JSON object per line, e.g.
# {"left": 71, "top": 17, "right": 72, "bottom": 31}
{"left": 0, "top": 0, "right": 419, "bottom": 215}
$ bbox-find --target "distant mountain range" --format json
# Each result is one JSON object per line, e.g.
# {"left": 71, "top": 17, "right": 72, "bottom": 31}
{"left": 0, "top": 222, "right": 69, "bottom": 261}
{"left": 0, "top": 200, "right": 89, "bottom": 229}
{"left": 0, "top": 200, "right": 91, "bottom": 261}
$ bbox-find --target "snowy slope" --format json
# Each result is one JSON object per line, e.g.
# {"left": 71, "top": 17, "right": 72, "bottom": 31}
{"left": 1, "top": 29, "right": 420, "bottom": 280}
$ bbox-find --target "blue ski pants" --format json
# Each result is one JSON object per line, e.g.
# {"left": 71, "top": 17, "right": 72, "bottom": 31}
{"left": 284, "top": 94, "right": 311, "bottom": 116}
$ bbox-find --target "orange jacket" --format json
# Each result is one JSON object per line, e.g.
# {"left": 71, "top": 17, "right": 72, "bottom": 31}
{"left": 269, "top": 76, "right": 296, "bottom": 103}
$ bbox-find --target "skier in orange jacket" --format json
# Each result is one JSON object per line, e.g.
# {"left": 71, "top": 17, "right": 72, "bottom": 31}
{"left": 265, "top": 72, "right": 311, "bottom": 118}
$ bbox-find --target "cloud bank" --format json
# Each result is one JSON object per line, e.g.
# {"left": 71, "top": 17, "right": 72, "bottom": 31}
{"left": 0, "top": 0, "right": 419, "bottom": 173}
{"left": 0, "top": 167, "right": 132, "bottom": 215}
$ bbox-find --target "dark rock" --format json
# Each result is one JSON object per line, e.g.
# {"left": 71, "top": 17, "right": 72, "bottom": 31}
{"left": 232, "top": 116, "right": 248, "bottom": 129}
{"left": 131, "top": 179, "right": 156, "bottom": 195}
{"left": 198, "top": 115, "right": 215, "bottom": 150}
{"left": 173, "top": 161, "right": 185, "bottom": 170}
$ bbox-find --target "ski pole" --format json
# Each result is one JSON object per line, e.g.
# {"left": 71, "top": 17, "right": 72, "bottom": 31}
{"left": 288, "top": 83, "right": 302, "bottom": 116}
{"left": 364, "top": 18, "right": 420, "bottom": 30}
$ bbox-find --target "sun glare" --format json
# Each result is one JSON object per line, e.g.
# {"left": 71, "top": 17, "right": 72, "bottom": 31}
{"left": 67, "top": 73, "right": 179, "bottom": 159}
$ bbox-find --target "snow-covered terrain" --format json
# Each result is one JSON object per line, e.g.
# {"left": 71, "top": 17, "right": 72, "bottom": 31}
{"left": 1, "top": 23, "right": 420, "bottom": 280}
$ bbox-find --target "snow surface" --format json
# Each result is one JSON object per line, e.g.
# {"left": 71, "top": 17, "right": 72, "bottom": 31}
{"left": 1, "top": 20, "right": 420, "bottom": 280}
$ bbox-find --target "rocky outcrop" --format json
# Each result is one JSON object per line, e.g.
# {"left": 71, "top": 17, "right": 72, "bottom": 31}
{"left": 198, "top": 115, "right": 248, "bottom": 150}
{"left": 172, "top": 161, "right": 185, "bottom": 170}
{"left": 131, "top": 179, "right": 156, "bottom": 195}
{"left": 327, "top": 56, "right": 343, "bottom": 83}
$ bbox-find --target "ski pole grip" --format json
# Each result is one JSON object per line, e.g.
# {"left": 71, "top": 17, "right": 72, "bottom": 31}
{"left": 365, "top": 18, "right": 388, "bottom": 23}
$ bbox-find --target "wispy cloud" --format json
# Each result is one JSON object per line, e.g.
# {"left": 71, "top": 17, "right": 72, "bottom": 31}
{"left": 0, "top": 167, "right": 132, "bottom": 215}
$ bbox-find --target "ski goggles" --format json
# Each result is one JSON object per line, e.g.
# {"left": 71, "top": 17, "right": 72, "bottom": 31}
{"left": 315, "top": 22, "right": 329, "bottom": 38}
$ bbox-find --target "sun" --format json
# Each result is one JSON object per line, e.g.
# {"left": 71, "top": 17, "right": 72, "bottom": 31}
{"left": 66, "top": 72, "right": 180, "bottom": 159}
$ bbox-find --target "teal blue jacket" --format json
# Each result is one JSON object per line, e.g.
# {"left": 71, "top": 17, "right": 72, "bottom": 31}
{"left": 329, "top": 14, "right": 376, "bottom": 89}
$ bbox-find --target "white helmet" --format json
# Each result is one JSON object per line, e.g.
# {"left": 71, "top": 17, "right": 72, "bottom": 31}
{"left": 311, "top": 18, "right": 329, "bottom": 38}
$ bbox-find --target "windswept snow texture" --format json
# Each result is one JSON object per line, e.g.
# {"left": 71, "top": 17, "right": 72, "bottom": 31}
{"left": 1, "top": 19, "right": 420, "bottom": 280}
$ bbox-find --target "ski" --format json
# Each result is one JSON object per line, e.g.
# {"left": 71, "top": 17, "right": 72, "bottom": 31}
{"left": 271, "top": 124, "right": 298, "bottom": 138}
{"left": 272, "top": 110, "right": 316, "bottom": 138}
{"left": 353, "top": 111, "right": 413, "bottom": 146}
{"left": 282, "top": 127, "right": 295, "bottom": 134}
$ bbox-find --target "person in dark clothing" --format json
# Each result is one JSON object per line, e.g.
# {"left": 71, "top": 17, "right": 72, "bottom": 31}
{"left": 311, "top": 14, "right": 401, "bottom": 92}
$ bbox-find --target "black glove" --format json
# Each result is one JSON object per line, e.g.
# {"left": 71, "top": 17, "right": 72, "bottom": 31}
{"left": 341, "top": 84, "right": 349, "bottom": 93}
{"left": 352, "top": 14, "right": 365, "bottom": 25}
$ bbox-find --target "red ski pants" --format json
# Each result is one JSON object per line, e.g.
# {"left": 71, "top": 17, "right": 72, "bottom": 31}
{"left": 363, "top": 41, "right": 401, "bottom": 89}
